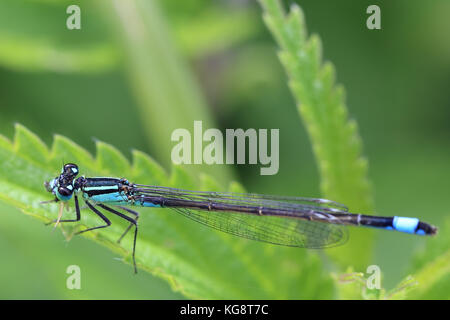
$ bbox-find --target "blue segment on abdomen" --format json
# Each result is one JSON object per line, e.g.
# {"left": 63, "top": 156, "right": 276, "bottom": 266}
{"left": 128, "top": 194, "right": 161, "bottom": 208}
{"left": 84, "top": 191, "right": 128, "bottom": 204}
{"left": 83, "top": 191, "right": 161, "bottom": 208}
{"left": 392, "top": 216, "right": 419, "bottom": 234}
{"left": 416, "top": 229, "right": 426, "bottom": 235}
{"left": 140, "top": 201, "right": 161, "bottom": 208}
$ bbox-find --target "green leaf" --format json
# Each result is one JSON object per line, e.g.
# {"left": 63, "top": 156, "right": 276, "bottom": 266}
{"left": 0, "top": 124, "right": 339, "bottom": 299}
{"left": 14, "top": 123, "right": 49, "bottom": 163}
{"left": 404, "top": 250, "right": 450, "bottom": 299}
{"left": 174, "top": 6, "right": 260, "bottom": 57}
{"left": 96, "top": 141, "right": 130, "bottom": 177}
{"left": 389, "top": 218, "right": 450, "bottom": 300}
{"left": 334, "top": 270, "right": 368, "bottom": 300}
{"left": 131, "top": 149, "right": 168, "bottom": 186}
{"left": 258, "top": 0, "right": 374, "bottom": 269}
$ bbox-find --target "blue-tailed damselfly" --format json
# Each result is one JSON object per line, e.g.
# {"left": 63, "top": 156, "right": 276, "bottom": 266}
{"left": 44, "top": 163, "right": 438, "bottom": 273}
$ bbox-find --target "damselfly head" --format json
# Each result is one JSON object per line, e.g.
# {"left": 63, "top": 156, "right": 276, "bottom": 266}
{"left": 44, "top": 163, "right": 79, "bottom": 201}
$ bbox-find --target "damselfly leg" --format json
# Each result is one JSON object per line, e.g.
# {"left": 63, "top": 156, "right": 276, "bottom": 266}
{"left": 96, "top": 204, "right": 138, "bottom": 273}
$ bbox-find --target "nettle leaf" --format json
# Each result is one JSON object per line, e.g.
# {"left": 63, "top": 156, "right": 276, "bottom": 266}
{"left": 0, "top": 124, "right": 337, "bottom": 299}
{"left": 258, "top": 0, "right": 374, "bottom": 269}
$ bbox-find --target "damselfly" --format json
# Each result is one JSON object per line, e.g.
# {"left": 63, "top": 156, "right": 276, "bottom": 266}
{"left": 44, "top": 163, "right": 438, "bottom": 273}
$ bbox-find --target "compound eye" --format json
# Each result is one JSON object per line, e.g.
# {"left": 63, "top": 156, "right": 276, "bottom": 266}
{"left": 63, "top": 163, "right": 79, "bottom": 176}
{"left": 58, "top": 186, "right": 73, "bottom": 196}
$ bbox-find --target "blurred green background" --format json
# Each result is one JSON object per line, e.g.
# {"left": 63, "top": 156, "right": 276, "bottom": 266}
{"left": 0, "top": 0, "right": 449, "bottom": 299}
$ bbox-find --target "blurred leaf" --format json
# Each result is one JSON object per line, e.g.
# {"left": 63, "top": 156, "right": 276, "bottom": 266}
{"left": 384, "top": 276, "right": 420, "bottom": 300}
{"left": 389, "top": 218, "right": 450, "bottom": 300}
{"left": 404, "top": 250, "right": 450, "bottom": 299}
{"left": 174, "top": 6, "right": 260, "bottom": 57}
{"left": 99, "top": 0, "right": 233, "bottom": 185}
{"left": 0, "top": 124, "right": 338, "bottom": 299}
{"left": 228, "top": 181, "right": 247, "bottom": 194}
{"left": 335, "top": 268, "right": 393, "bottom": 300}
{"left": 259, "top": 0, "right": 374, "bottom": 269}
{"left": 334, "top": 270, "right": 367, "bottom": 300}
{"left": 0, "top": 32, "right": 119, "bottom": 73}
{"left": 0, "top": 0, "right": 119, "bottom": 73}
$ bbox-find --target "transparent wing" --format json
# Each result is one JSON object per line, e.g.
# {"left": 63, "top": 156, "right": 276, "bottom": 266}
{"left": 134, "top": 185, "right": 350, "bottom": 248}
{"left": 169, "top": 207, "right": 349, "bottom": 248}
{"left": 133, "top": 185, "right": 349, "bottom": 213}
